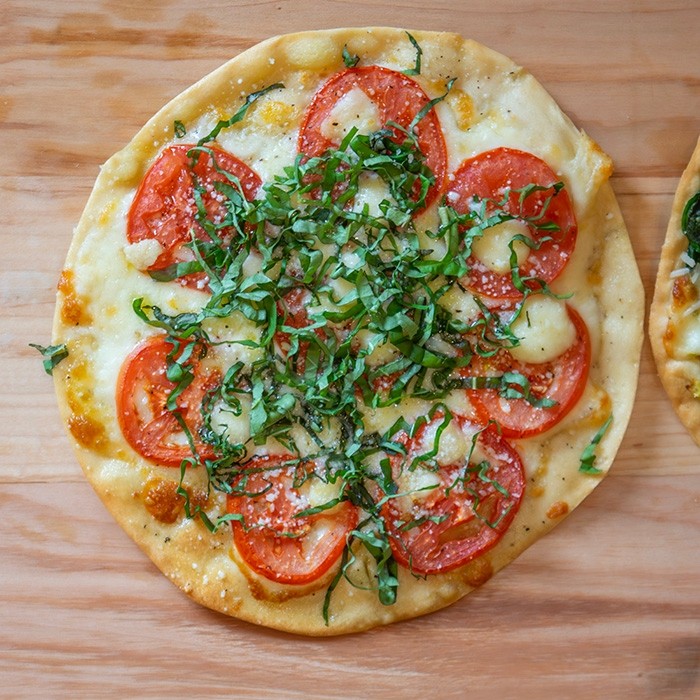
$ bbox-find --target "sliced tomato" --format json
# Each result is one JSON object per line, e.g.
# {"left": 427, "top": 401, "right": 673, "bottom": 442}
{"left": 383, "top": 421, "right": 524, "bottom": 575}
{"left": 297, "top": 65, "right": 447, "bottom": 208}
{"left": 227, "top": 455, "right": 358, "bottom": 585}
{"left": 447, "top": 147, "right": 577, "bottom": 300}
{"left": 127, "top": 144, "right": 261, "bottom": 288}
{"left": 466, "top": 305, "right": 590, "bottom": 438}
{"left": 117, "top": 336, "right": 220, "bottom": 467}
{"left": 274, "top": 287, "right": 328, "bottom": 375}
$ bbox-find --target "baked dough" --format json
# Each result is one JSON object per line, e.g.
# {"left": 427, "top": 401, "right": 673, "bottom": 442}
{"left": 51, "top": 28, "right": 644, "bottom": 635}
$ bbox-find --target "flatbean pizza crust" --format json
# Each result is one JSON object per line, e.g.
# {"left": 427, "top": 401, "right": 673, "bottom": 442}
{"left": 52, "top": 28, "right": 644, "bottom": 635}
{"left": 650, "top": 136, "right": 700, "bottom": 443}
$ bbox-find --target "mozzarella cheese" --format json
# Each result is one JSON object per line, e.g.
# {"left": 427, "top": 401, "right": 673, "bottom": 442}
{"left": 438, "top": 284, "right": 481, "bottom": 326}
{"left": 673, "top": 310, "right": 700, "bottom": 357}
{"left": 424, "top": 418, "right": 472, "bottom": 466}
{"left": 470, "top": 219, "right": 531, "bottom": 274}
{"left": 123, "top": 239, "right": 164, "bottom": 270}
{"left": 353, "top": 172, "right": 394, "bottom": 217}
{"left": 208, "top": 395, "right": 252, "bottom": 446}
{"left": 509, "top": 296, "right": 576, "bottom": 363}
{"left": 321, "top": 86, "right": 382, "bottom": 142}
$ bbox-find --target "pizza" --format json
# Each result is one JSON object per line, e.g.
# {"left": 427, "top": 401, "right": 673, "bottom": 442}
{"left": 46, "top": 28, "right": 644, "bottom": 635}
{"left": 650, "top": 136, "right": 700, "bottom": 441}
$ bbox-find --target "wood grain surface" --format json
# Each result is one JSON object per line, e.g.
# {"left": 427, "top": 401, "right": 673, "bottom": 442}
{"left": 2, "top": 1, "right": 699, "bottom": 698}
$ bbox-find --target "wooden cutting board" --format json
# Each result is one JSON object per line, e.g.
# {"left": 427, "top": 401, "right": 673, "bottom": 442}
{"left": 2, "top": 2, "right": 699, "bottom": 698}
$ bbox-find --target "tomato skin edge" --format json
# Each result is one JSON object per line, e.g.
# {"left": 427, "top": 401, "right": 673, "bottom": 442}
{"left": 226, "top": 456, "right": 359, "bottom": 586}
{"left": 126, "top": 144, "right": 262, "bottom": 290}
{"left": 448, "top": 147, "right": 578, "bottom": 301}
{"left": 116, "top": 336, "right": 219, "bottom": 468}
{"left": 467, "top": 305, "right": 591, "bottom": 439}
{"left": 297, "top": 65, "right": 448, "bottom": 209}
{"left": 383, "top": 425, "right": 525, "bottom": 576}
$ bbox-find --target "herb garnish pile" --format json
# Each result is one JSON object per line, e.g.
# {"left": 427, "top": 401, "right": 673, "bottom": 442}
{"left": 119, "top": 67, "right": 600, "bottom": 615}
{"left": 134, "top": 105, "right": 561, "bottom": 600}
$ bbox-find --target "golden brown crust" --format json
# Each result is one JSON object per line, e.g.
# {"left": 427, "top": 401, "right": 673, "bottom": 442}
{"left": 650, "top": 136, "right": 700, "bottom": 443}
{"left": 52, "top": 27, "right": 644, "bottom": 635}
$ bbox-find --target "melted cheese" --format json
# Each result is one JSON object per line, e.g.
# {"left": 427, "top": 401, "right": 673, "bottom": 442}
{"left": 359, "top": 398, "right": 431, "bottom": 436}
{"left": 203, "top": 315, "right": 263, "bottom": 369}
{"left": 288, "top": 421, "right": 341, "bottom": 457}
{"left": 353, "top": 329, "right": 400, "bottom": 366}
{"left": 306, "top": 472, "right": 344, "bottom": 508}
{"left": 425, "top": 419, "right": 472, "bottom": 466}
{"left": 320, "top": 86, "right": 381, "bottom": 142}
{"left": 208, "top": 397, "right": 252, "bottom": 446}
{"left": 353, "top": 172, "right": 393, "bottom": 217}
{"left": 509, "top": 296, "right": 576, "bottom": 363}
{"left": 438, "top": 283, "right": 480, "bottom": 326}
{"left": 397, "top": 464, "right": 441, "bottom": 500}
{"left": 123, "top": 239, "right": 163, "bottom": 270}
{"left": 471, "top": 220, "right": 531, "bottom": 274}
{"left": 671, "top": 311, "right": 700, "bottom": 357}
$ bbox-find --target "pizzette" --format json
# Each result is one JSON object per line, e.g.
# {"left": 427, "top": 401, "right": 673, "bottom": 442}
{"left": 51, "top": 28, "right": 644, "bottom": 635}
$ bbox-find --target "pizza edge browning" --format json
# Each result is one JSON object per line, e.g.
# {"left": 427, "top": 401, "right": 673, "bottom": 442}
{"left": 51, "top": 27, "right": 644, "bottom": 635}
{"left": 650, "top": 136, "right": 700, "bottom": 444}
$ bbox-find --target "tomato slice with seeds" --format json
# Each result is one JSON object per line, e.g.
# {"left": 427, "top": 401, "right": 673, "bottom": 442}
{"left": 383, "top": 420, "right": 524, "bottom": 576}
{"left": 298, "top": 65, "right": 447, "bottom": 208}
{"left": 466, "top": 305, "right": 591, "bottom": 438}
{"left": 127, "top": 144, "right": 261, "bottom": 289}
{"left": 447, "top": 147, "right": 577, "bottom": 301}
{"left": 227, "top": 455, "right": 358, "bottom": 585}
{"left": 117, "top": 336, "right": 220, "bottom": 467}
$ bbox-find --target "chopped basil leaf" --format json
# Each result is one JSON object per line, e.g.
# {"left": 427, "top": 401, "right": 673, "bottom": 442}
{"left": 403, "top": 31, "right": 422, "bottom": 76}
{"left": 30, "top": 342, "right": 68, "bottom": 375}
{"left": 130, "top": 82, "right": 579, "bottom": 613}
{"left": 197, "top": 83, "right": 285, "bottom": 145}
{"left": 408, "top": 78, "right": 455, "bottom": 132}
{"left": 498, "top": 371, "right": 557, "bottom": 408}
{"left": 355, "top": 526, "right": 399, "bottom": 605}
{"left": 341, "top": 45, "right": 359, "bottom": 68}
{"left": 174, "top": 119, "right": 186, "bottom": 138}
{"left": 579, "top": 414, "right": 613, "bottom": 474}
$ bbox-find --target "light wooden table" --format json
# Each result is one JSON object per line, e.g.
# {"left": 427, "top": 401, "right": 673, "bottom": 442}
{"left": 2, "top": 2, "right": 699, "bottom": 698}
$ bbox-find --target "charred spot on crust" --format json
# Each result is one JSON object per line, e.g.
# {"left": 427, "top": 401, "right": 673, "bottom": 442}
{"left": 141, "top": 477, "right": 209, "bottom": 524}
{"left": 143, "top": 478, "right": 184, "bottom": 524}
{"left": 68, "top": 412, "right": 109, "bottom": 452}
{"left": 672, "top": 275, "right": 698, "bottom": 310}
{"left": 546, "top": 500, "right": 569, "bottom": 519}
{"left": 58, "top": 269, "right": 92, "bottom": 326}
{"left": 460, "top": 556, "right": 493, "bottom": 587}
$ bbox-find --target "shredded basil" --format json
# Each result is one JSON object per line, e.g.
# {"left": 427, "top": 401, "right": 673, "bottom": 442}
{"left": 131, "top": 79, "right": 578, "bottom": 617}
{"left": 403, "top": 32, "right": 422, "bottom": 76}
{"left": 342, "top": 45, "right": 359, "bottom": 68}
{"left": 174, "top": 120, "right": 186, "bottom": 138}
{"left": 30, "top": 343, "right": 68, "bottom": 375}
{"left": 462, "top": 372, "right": 557, "bottom": 408}
{"left": 579, "top": 414, "right": 612, "bottom": 474}
{"left": 197, "top": 83, "right": 284, "bottom": 146}
{"left": 409, "top": 78, "right": 455, "bottom": 132}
